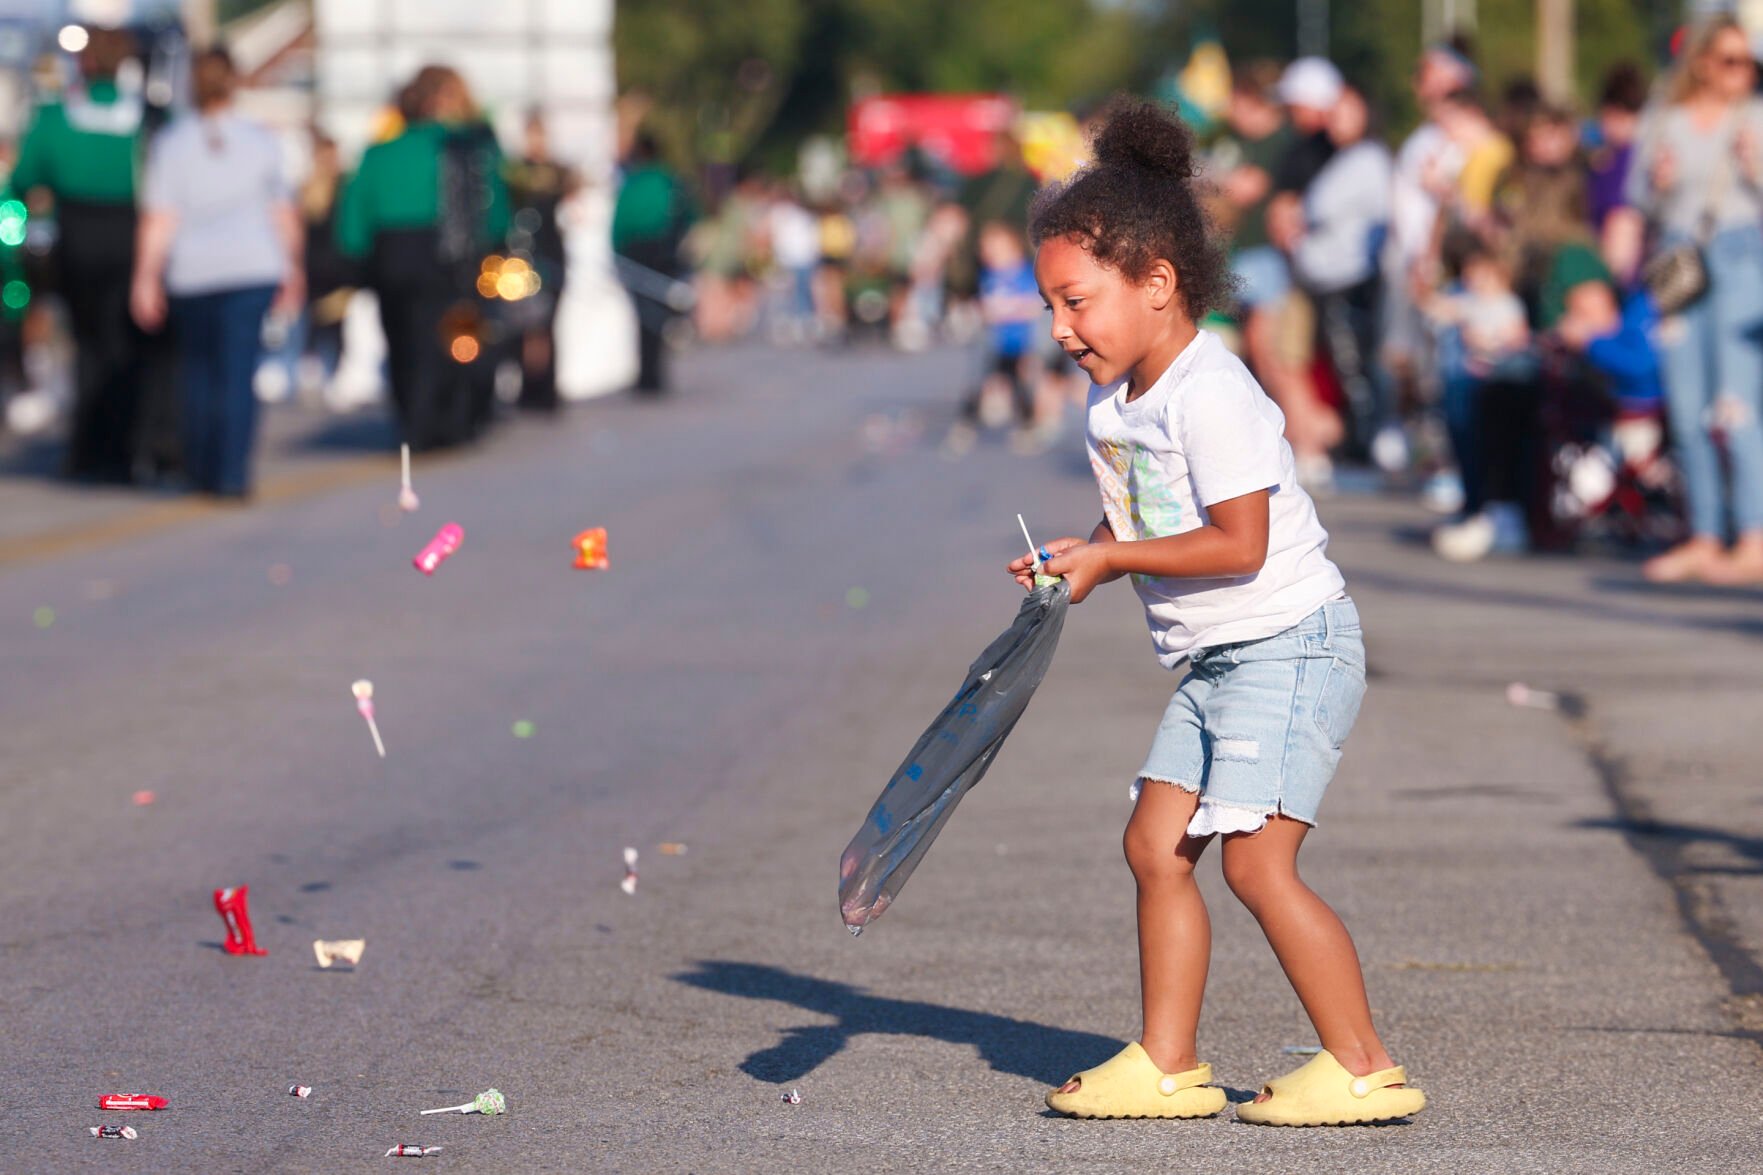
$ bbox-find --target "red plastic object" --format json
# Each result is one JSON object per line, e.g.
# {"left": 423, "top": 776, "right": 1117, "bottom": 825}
{"left": 413, "top": 523, "right": 464, "bottom": 575}
{"left": 214, "top": 886, "right": 266, "bottom": 956}
{"left": 98, "top": 1095, "right": 167, "bottom": 1111}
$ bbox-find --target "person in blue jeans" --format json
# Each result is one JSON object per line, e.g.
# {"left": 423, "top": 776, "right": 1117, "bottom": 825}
{"left": 131, "top": 49, "right": 302, "bottom": 498}
{"left": 1612, "top": 15, "right": 1763, "bottom": 583}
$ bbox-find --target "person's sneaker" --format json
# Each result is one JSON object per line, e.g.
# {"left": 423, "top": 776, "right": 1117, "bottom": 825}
{"left": 1432, "top": 512, "right": 1495, "bottom": 562}
{"left": 1420, "top": 471, "right": 1465, "bottom": 515}
{"left": 1486, "top": 500, "right": 1529, "bottom": 554}
{"left": 1371, "top": 424, "right": 1411, "bottom": 475}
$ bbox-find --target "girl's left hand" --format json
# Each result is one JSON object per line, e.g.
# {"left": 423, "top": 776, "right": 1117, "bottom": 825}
{"left": 1042, "top": 541, "right": 1117, "bottom": 603}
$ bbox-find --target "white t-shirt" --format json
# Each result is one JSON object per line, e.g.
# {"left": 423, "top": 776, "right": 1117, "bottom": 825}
{"left": 1085, "top": 330, "right": 1345, "bottom": 666}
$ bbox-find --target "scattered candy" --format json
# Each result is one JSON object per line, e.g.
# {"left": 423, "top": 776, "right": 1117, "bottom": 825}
{"left": 133, "top": 790, "right": 156, "bottom": 806}
{"left": 420, "top": 1088, "right": 507, "bottom": 1116}
{"left": 398, "top": 444, "right": 420, "bottom": 512}
{"left": 89, "top": 1126, "right": 138, "bottom": 1140}
{"left": 511, "top": 719, "right": 535, "bottom": 739}
{"left": 352, "top": 680, "right": 386, "bottom": 758}
{"left": 33, "top": 605, "right": 54, "bottom": 629}
{"left": 845, "top": 587, "right": 869, "bottom": 610}
{"left": 657, "top": 842, "right": 688, "bottom": 856}
{"left": 385, "top": 1144, "right": 443, "bottom": 1158}
{"left": 214, "top": 885, "right": 266, "bottom": 956}
{"left": 571, "top": 527, "right": 609, "bottom": 570}
{"left": 781, "top": 1089, "right": 802, "bottom": 1105}
{"left": 313, "top": 939, "right": 366, "bottom": 969}
{"left": 289, "top": 1084, "right": 313, "bottom": 1098}
{"left": 413, "top": 523, "right": 463, "bottom": 575}
{"left": 620, "top": 846, "right": 639, "bottom": 895}
{"left": 98, "top": 1095, "right": 167, "bottom": 1111}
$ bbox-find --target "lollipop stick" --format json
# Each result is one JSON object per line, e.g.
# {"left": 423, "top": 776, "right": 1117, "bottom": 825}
{"left": 420, "top": 1102, "right": 472, "bottom": 1115}
{"left": 400, "top": 444, "right": 412, "bottom": 493}
{"left": 1017, "top": 513, "right": 1044, "bottom": 573}
{"left": 365, "top": 715, "right": 385, "bottom": 758}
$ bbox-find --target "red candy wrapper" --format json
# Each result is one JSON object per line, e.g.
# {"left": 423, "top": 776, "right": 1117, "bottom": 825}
{"left": 385, "top": 1144, "right": 443, "bottom": 1158}
{"left": 98, "top": 1095, "right": 167, "bottom": 1111}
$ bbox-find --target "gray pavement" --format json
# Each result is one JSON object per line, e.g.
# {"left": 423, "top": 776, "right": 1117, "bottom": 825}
{"left": 0, "top": 342, "right": 1760, "bottom": 1173}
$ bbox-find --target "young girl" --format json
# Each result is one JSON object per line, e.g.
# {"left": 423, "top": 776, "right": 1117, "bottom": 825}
{"left": 1008, "top": 98, "right": 1425, "bottom": 1127}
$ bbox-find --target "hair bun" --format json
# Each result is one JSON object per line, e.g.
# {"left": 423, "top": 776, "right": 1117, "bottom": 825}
{"left": 1089, "top": 97, "right": 1197, "bottom": 179}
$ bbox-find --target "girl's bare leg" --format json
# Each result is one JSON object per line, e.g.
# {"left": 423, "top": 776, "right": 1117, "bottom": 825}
{"left": 1058, "top": 781, "right": 1214, "bottom": 1090}
{"left": 1220, "top": 816, "right": 1395, "bottom": 1089}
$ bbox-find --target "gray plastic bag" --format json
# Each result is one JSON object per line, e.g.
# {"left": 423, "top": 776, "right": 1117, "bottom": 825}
{"left": 839, "top": 579, "right": 1070, "bottom": 933}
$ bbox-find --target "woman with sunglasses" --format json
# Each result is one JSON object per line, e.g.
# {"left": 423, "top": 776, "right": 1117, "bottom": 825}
{"left": 1615, "top": 16, "right": 1763, "bottom": 583}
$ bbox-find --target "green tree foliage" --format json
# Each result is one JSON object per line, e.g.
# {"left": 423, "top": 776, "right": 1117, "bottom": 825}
{"left": 614, "top": 0, "right": 810, "bottom": 169}
{"left": 615, "top": 0, "right": 1657, "bottom": 177}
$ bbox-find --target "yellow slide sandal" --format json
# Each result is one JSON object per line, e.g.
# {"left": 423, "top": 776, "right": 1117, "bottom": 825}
{"left": 1044, "top": 1042, "right": 1227, "bottom": 1119}
{"left": 1235, "top": 1050, "right": 1426, "bottom": 1126}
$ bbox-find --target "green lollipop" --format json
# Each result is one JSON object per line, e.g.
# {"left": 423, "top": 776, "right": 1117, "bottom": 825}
{"left": 420, "top": 1088, "right": 507, "bottom": 1116}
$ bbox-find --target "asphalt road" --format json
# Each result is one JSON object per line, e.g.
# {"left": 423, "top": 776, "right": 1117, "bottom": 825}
{"left": 1, "top": 342, "right": 1760, "bottom": 1173}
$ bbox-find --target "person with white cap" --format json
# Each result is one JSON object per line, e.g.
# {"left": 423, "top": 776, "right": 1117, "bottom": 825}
{"left": 1271, "top": 57, "right": 1344, "bottom": 198}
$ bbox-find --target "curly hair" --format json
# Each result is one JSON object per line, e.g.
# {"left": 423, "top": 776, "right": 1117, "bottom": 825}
{"left": 1029, "top": 96, "right": 1235, "bottom": 321}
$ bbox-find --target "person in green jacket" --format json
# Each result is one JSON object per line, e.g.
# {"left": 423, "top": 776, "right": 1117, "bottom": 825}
{"left": 9, "top": 28, "right": 148, "bottom": 482}
{"left": 336, "top": 65, "right": 510, "bottom": 450}
{"left": 611, "top": 131, "right": 693, "bottom": 393}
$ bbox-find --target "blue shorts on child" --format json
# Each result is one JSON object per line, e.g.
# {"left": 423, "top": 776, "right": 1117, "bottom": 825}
{"left": 1135, "top": 597, "right": 1365, "bottom": 837}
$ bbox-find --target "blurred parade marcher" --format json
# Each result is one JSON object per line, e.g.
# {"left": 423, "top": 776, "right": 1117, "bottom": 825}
{"left": 1279, "top": 84, "right": 1393, "bottom": 466}
{"left": 505, "top": 109, "right": 576, "bottom": 412}
{"left": 299, "top": 130, "right": 350, "bottom": 393}
{"left": 130, "top": 48, "right": 301, "bottom": 499}
{"left": 337, "top": 65, "right": 510, "bottom": 447}
{"left": 8, "top": 28, "right": 148, "bottom": 483}
{"left": 610, "top": 130, "right": 693, "bottom": 393}
{"left": 1614, "top": 15, "right": 1763, "bottom": 583}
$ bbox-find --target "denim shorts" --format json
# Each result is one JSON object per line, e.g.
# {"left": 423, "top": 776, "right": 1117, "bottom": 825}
{"left": 1135, "top": 598, "right": 1365, "bottom": 837}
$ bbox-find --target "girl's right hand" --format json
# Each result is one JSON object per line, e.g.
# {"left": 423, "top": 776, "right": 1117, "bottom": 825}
{"left": 1007, "top": 536, "right": 1087, "bottom": 591}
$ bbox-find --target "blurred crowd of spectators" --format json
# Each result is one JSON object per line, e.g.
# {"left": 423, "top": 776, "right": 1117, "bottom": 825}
{"left": 650, "top": 15, "right": 1763, "bottom": 584}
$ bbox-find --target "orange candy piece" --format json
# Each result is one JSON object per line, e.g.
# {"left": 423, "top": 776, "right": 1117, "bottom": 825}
{"left": 572, "top": 527, "right": 609, "bottom": 570}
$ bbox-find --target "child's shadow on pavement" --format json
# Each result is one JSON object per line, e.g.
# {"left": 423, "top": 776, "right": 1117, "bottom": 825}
{"left": 674, "top": 960, "right": 1123, "bottom": 1087}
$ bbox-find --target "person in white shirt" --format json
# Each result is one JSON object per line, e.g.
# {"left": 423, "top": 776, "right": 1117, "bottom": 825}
{"left": 1016, "top": 96, "right": 1425, "bottom": 1129}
